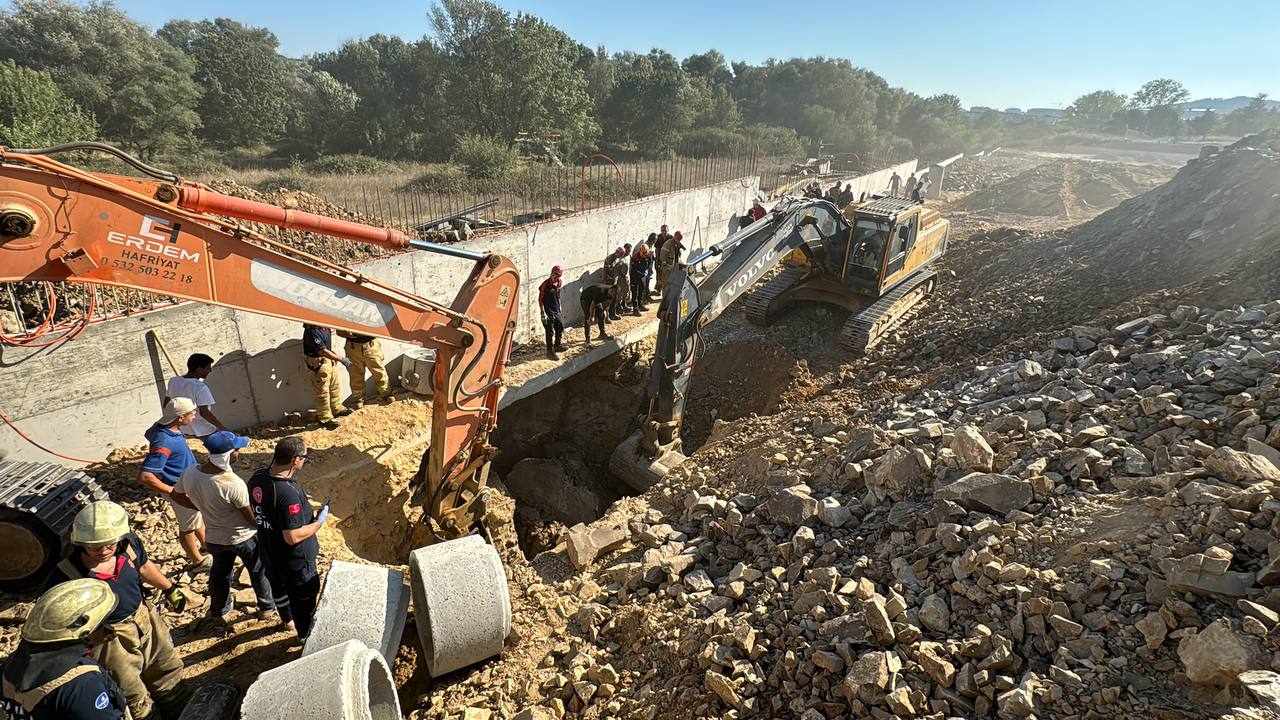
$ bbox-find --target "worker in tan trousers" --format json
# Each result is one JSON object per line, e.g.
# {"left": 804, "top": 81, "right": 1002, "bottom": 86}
{"left": 338, "top": 331, "right": 393, "bottom": 408}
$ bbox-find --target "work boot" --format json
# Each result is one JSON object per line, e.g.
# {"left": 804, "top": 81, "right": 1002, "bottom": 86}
{"left": 332, "top": 405, "right": 352, "bottom": 418}
{"left": 601, "top": 332, "right": 613, "bottom": 341}
{"left": 548, "top": 349, "right": 559, "bottom": 360}
{"left": 154, "top": 680, "right": 195, "bottom": 720}
{"left": 348, "top": 399, "right": 365, "bottom": 410}
{"left": 554, "top": 343, "right": 568, "bottom": 352}
{"left": 321, "top": 418, "right": 339, "bottom": 430}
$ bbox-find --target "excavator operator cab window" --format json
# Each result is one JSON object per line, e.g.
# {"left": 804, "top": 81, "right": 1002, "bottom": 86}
{"left": 846, "top": 218, "right": 890, "bottom": 281}
{"left": 885, "top": 213, "right": 918, "bottom": 277}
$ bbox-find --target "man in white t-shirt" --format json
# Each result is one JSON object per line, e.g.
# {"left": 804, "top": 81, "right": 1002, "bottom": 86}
{"left": 164, "top": 353, "right": 227, "bottom": 448}
{"left": 170, "top": 431, "right": 279, "bottom": 627}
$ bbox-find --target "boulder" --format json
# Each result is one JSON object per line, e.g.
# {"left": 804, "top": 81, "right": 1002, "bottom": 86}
{"left": 765, "top": 487, "right": 818, "bottom": 525}
{"left": 933, "top": 473, "right": 1032, "bottom": 515}
{"left": 1205, "top": 447, "right": 1280, "bottom": 484}
{"left": 843, "top": 651, "right": 898, "bottom": 690}
{"left": 918, "top": 593, "right": 951, "bottom": 632}
{"left": 864, "top": 445, "right": 924, "bottom": 501}
{"left": 948, "top": 425, "right": 995, "bottom": 472}
{"left": 1177, "top": 619, "right": 1267, "bottom": 686}
{"left": 565, "top": 524, "right": 628, "bottom": 569}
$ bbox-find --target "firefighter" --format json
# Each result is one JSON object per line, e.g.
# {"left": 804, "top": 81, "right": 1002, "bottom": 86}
{"left": 338, "top": 331, "right": 393, "bottom": 408}
{"left": 45, "top": 502, "right": 192, "bottom": 720}
{"left": 603, "top": 247, "right": 629, "bottom": 321}
{"left": 657, "top": 231, "right": 685, "bottom": 293}
{"left": 301, "top": 324, "right": 350, "bottom": 429}
{"left": 538, "top": 265, "right": 567, "bottom": 359}
{"left": 629, "top": 244, "right": 652, "bottom": 315}
{"left": 1, "top": 579, "right": 129, "bottom": 719}
{"left": 579, "top": 283, "right": 616, "bottom": 347}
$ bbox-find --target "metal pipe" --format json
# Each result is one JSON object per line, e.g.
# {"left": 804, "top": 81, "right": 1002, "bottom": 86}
{"left": 408, "top": 239, "right": 487, "bottom": 262}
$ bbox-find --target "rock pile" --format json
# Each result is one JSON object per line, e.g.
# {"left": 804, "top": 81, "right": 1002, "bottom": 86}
{"left": 956, "top": 160, "right": 1170, "bottom": 221}
{"left": 492, "top": 300, "right": 1280, "bottom": 719}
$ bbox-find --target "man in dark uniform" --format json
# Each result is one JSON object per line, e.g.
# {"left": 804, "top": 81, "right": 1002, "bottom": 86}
{"left": 45, "top": 502, "right": 190, "bottom": 720}
{"left": 248, "top": 436, "right": 328, "bottom": 642}
{"left": 629, "top": 244, "right": 652, "bottom": 315}
{"left": 579, "top": 283, "right": 616, "bottom": 347}
{"left": 302, "top": 324, "right": 351, "bottom": 428}
{"left": 2, "top": 579, "right": 128, "bottom": 720}
{"left": 602, "top": 247, "right": 629, "bottom": 321}
{"left": 538, "top": 265, "right": 566, "bottom": 359}
{"left": 654, "top": 225, "right": 672, "bottom": 256}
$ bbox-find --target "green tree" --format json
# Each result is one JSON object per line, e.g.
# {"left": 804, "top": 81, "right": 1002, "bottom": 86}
{"left": 1144, "top": 105, "right": 1183, "bottom": 137}
{"left": 1223, "top": 93, "right": 1280, "bottom": 135}
{"left": 1188, "top": 110, "right": 1217, "bottom": 139}
{"left": 1131, "top": 78, "right": 1189, "bottom": 109}
{"left": 600, "top": 50, "right": 695, "bottom": 155}
{"left": 280, "top": 63, "right": 359, "bottom": 157}
{"left": 682, "top": 50, "right": 732, "bottom": 88}
{"left": 158, "top": 18, "right": 291, "bottom": 148}
{"left": 0, "top": 0, "right": 200, "bottom": 156}
{"left": 1064, "top": 90, "right": 1127, "bottom": 132}
{"left": 0, "top": 59, "right": 97, "bottom": 146}
{"left": 429, "top": 0, "right": 598, "bottom": 155}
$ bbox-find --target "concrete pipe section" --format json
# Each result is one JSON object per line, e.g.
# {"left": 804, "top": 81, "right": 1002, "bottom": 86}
{"left": 409, "top": 534, "right": 511, "bottom": 677}
{"left": 241, "top": 639, "right": 400, "bottom": 720}
{"left": 303, "top": 560, "right": 410, "bottom": 662}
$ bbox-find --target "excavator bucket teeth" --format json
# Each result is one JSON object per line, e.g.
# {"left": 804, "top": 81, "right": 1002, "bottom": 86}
{"left": 609, "top": 432, "right": 686, "bottom": 492}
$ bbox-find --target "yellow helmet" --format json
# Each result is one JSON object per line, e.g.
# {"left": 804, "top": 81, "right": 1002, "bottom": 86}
{"left": 22, "top": 579, "right": 118, "bottom": 643}
{"left": 70, "top": 501, "right": 130, "bottom": 546}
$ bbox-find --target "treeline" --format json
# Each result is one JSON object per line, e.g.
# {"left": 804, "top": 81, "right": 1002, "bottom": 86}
{"left": 1063, "top": 79, "right": 1279, "bottom": 138}
{"left": 0, "top": 0, "right": 1052, "bottom": 171}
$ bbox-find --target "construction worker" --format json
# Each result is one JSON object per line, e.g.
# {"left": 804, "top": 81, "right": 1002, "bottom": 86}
{"left": 750, "top": 201, "right": 766, "bottom": 222}
{"left": 163, "top": 353, "right": 227, "bottom": 449}
{"left": 904, "top": 172, "right": 918, "bottom": 201}
{"left": 1, "top": 579, "right": 128, "bottom": 719}
{"left": 579, "top": 283, "right": 616, "bottom": 347}
{"left": 171, "top": 431, "right": 278, "bottom": 630}
{"left": 139, "top": 398, "right": 206, "bottom": 569}
{"left": 838, "top": 183, "right": 854, "bottom": 207}
{"left": 538, "top": 265, "right": 566, "bottom": 359}
{"left": 248, "top": 437, "right": 328, "bottom": 642}
{"left": 915, "top": 175, "right": 932, "bottom": 203}
{"left": 603, "top": 247, "right": 629, "bottom": 321}
{"left": 654, "top": 225, "right": 672, "bottom": 256}
{"left": 657, "top": 231, "right": 685, "bottom": 293}
{"left": 338, "top": 331, "right": 393, "bottom": 408}
{"left": 629, "top": 244, "right": 652, "bottom": 315}
{"left": 888, "top": 170, "right": 902, "bottom": 197}
{"left": 302, "top": 324, "right": 350, "bottom": 429}
{"left": 644, "top": 233, "right": 658, "bottom": 298}
{"left": 46, "top": 502, "right": 192, "bottom": 720}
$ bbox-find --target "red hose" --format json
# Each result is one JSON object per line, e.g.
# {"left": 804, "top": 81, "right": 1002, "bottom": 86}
{"left": 0, "top": 407, "right": 99, "bottom": 464}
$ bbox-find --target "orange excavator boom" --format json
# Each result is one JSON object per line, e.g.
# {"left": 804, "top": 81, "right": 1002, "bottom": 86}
{"left": 0, "top": 144, "right": 519, "bottom": 538}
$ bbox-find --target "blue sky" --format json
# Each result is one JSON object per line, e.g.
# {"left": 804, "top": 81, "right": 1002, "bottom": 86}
{"left": 99, "top": 0, "right": 1278, "bottom": 109}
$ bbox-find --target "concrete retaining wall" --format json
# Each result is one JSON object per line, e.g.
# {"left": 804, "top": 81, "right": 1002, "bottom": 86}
{"left": 0, "top": 178, "right": 757, "bottom": 465}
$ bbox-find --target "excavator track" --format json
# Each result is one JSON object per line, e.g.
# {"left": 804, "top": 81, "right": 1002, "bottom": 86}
{"left": 0, "top": 460, "right": 109, "bottom": 592}
{"left": 840, "top": 270, "right": 937, "bottom": 354}
{"left": 743, "top": 267, "right": 809, "bottom": 326}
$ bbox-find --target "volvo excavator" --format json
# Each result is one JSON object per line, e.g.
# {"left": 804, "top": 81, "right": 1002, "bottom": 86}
{"left": 0, "top": 142, "right": 519, "bottom": 669}
{"left": 611, "top": 194, "right": 949, "bottom": 489}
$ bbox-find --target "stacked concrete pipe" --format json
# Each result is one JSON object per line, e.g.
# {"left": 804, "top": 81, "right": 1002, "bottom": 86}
{"left": 410, "top": 534, "right": 512, "bottom": 676}
{"left": 241, "top": 639, "right": 400, "bottom": 720}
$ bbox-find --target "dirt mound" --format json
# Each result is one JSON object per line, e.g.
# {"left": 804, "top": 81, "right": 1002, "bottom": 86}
{"left": 205, "top": 180, "right": 407, "bottom": 266}
{"left": 956, "top": 160, "right": 1172, "bottom": 222}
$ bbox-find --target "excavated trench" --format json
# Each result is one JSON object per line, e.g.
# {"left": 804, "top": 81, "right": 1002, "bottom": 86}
{"left": 491, "top": 333, "right": 810, "bottom": 557}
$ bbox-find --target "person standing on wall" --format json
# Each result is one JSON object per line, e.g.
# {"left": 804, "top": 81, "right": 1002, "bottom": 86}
{"left": 654, "top": 225, "right": 672, "bottom": 257}
{"left": 302, "top": 324, "right": 350, "bottom": 430}
{"left": 1, "top": 579, "right": 130, "bottom": 720}
{"left": 579, "top": 283, "right": 616, "bottom": 347}
{"left": 888, "top": 170, "right": 902, "bottom": 197}
{"left": 904, "top": 172, "right": 918, "bottom": 201}
{"left": 337, "top": 331, "right": 393, "bottom": 409}
{"left": 248, "top": 436, "right": 328, "bottom": 642}
{"left": 163, "top": 353, "right": 226, "bottom": 451}
{"left": 629, "top": 244, "right": 652, "bottom": 315}
{"left": 914, "top": 175, "right": 932, "bottom": 203}
{"left": 538, "top": 265, "right": 566, "bottom": 359}
{"left": 138, "top": 398, "right": 207, "bottom": 570}
{"left": 603, "top": 247, "right": 629, "bottom": 321}
{"left": 170, "top": 431, "right": 279, "bottom": 633}
{"left": 657, "top": 231, "right": 685, "bottom": 294}
{"left": 45, "top": 502, "right": 192, "bottom": 720}
{"left": 644, "top": 233, "right": 658, "bottom": 298}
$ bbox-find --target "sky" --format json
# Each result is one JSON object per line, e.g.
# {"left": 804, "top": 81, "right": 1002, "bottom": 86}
{"left": 97, "top": 0, "right": 1279, "bottom": 110}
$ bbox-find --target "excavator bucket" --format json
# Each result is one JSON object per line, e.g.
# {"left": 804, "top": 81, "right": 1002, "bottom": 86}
{"left": 608, "top": 432, "right": 686, "bottom": 492}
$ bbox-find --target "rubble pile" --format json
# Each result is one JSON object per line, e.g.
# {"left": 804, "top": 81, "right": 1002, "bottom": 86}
{"left": 939, "top": 153, "right": 1048, "bottom": 194}
{"left": 955, "top": 160, "right": 1171, "bottom": 222}
{"left": 485, "top": 300, "right": 1280, "bottom": 720}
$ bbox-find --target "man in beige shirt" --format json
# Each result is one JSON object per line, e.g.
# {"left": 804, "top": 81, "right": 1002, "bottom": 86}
{"left": 172, "top": 431, "right": 280, "bottom": 627}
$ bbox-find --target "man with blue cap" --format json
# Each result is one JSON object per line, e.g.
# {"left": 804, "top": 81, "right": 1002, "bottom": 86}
{"left": 171, "top": 431, "right": 279, "bottom": 631}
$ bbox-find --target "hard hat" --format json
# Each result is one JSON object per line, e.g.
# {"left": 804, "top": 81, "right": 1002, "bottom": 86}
{"left": 550, "top": 265, "right": 563, "bottom": 276}
{"left": 22, "top": 579, "right": 118, "bottom": 643}
{"left": 160, "top": 397, "right": 197, "bottom": 424}
{"left": 70, "top": 501, "right": 130, "bottom": 546}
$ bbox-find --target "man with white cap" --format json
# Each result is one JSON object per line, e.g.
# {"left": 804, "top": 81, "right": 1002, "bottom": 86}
{"left": 138, "top": 397, "right": 207, "bottom": 569}
{"left": 171, "top": 430, "right": 279, "bottom": 631}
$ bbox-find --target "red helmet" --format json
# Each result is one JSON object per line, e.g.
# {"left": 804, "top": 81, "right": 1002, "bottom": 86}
{"left": 551, "top": 265, "right": 563, "bottom": 276}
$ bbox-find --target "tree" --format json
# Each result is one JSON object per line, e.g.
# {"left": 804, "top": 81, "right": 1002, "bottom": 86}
{"left": 0, "top": 59, "right": 97, "bottom": 147}
{"left": 429, "top": 0, "right": 598, "bottom": 155}
{"left": 682, "top": 50, "right": 732, "bottom": 88}
{"left": 0, "top": 0, "right": 201, "bottom": 156}
{"left": 600, "top": 50, "right": 695, "bottom": 154}
{"left": 280, "top": 63, "right": 359, "bottom": 157}
{"left": 158, "top": 18, "right": 291, "bottom": 148}
{"left": 1223, "top": 93, "right": 1280, "bottom": 135}
{"left": 1188, "top": 110, "right": 1217, "bottom": 139}
{"left": 1064, "top": 90, "right": 1127, "bottom": 132}
{"left": 1143, "top": 105, "right": 1183, "bottom": 137}
{"left": 1131, "top": 78, "right": 1189, "bottom": 109}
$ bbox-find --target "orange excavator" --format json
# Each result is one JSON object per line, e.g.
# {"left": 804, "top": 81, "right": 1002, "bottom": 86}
{"left": 0, "top": 142, "right": 519, "bottom": 558}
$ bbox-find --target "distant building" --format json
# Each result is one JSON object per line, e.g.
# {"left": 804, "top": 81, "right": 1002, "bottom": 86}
{"left": 1004, "top": 108, "right": 1024, "bottom": 114}
{"left": 1025, "top": 108, "right": 1064, "bottom": 121}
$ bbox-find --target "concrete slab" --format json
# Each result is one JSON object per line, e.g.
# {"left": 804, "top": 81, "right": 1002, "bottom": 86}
{"left": 302, "top": 560, "right": 410, "bottom": 662}
{"left": 409, "top": 534, "right": 511, "bottom": 677}
{"left": 499, "top": 317, "right": 660, "bottom": 409}
{"left": 241, "top": 639, "right": 400, "bottom": 720}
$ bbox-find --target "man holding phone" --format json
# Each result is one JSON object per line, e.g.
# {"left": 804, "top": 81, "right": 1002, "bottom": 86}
{"left": 247, "top": 436, "right": 328, "bottom": 641}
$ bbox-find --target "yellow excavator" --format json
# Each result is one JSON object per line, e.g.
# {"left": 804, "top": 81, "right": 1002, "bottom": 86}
{"left": 611, "top": 195, "right": 949, "bottom": 489}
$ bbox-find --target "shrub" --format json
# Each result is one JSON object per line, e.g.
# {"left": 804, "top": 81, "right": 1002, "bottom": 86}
{"left": 451, "top": 134, "right": 519, "bottom": 180}
{"left": 306, "top": 153, "right": 397, "bottom": 175}
{"left": 677, "top": 127, "right": 749, "bottom": 157}
{"left": 253, "top": 172, "right": 319, "bottom": 193}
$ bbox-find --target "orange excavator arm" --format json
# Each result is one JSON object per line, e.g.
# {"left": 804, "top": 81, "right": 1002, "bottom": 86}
{"left": 0, "top": 144, "right": 519, "bottom": 538}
